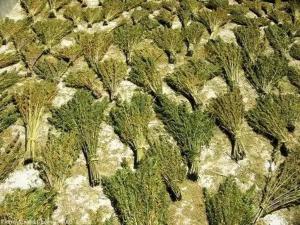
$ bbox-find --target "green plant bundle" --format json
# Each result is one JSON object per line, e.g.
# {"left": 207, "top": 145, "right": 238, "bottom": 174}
{"left": 0, "top": 18, "right": 29, "bottom": 45}
{"left": 206, "top": 0, "right": 229, "bottom": 10}
{"left": 206, "top": 39, "right": 243, "bottom": 90}
{"left": 183, "top": 22, "right": 205, "bottom": 56}
{"left": 209, "top": 88, "right": 246, "bottom": 161}
{"left": 32, "top": 19, "right": 73, "bottom": 49}
{"left": 129, "top": 54, "right": 162, "bottom": 96}
{"left": 0, "top": 188, "right": 57, "bottom": 221}
{"left": 265, "top": 24, "right": 292, "bottom": 56}
{"left": 63, "top": 3, "right": 83, "bottom": 26}
{"left": 155, "top": 8, "right": 174, "bottom": 28}
{"left": 33, "top": 55, "right": 68, "bottom": 83}
{"left": 152, "top": 28, "right": 184, "bottom": 64}
{"left": 50, "top": 90, "right": 108, "bottom": 186}
{"left": 83, "top": 7, "right": 104, "bottom": 28}
{"left": 147, "top": 135, "right": 186, "bottom": 201}
{"left": 0, "top": 51, "right": 20, "bottom": 69}
{"left": 47, "top": 0, "right": 71, "bottom": 18}
{"left": 113, "top": 24, "right": 144, "bottom": 65}
{"left": 0, "top": 70, "right": 21, "bottom": 93}
{"left": 131, "top": 8, "right": 149, "bottom": 25}
{"left": 102, "top": 158, "right": 170, "bottom": 225}
{"left": 204, "top": 176, "right": 258, "bottom": 225}
{"left": 15, "top": 80, "right": 57, "bottom": 160}
{"left": 290, "top": 43, "right": 300, "bottom": 60}
{"left": 246, "top": 54, "right": 288, "bottom": 95}
{"left": 177, "top": 0, "right": 203, "bottom": 28}
{"left": 245, "top": 0, "right": 264, "bottom": 17}
{"left": 102, "top": 0, "right": 124, "bottom": 25}
{"left": 165, "top": 59, "right": 219, "bottom": 109}
{"left": 196, "top": 9, "right": 229, "bottom": 37}
{"left": 267, "top": 9, "right": 292, "bottom": 25}
{"left": 0, "top": 133, "right": 23, "bottom": 182}
{"left": 288, "top": 66, "right": 300, "bottom": 91}
{"left": 38, "top": 132, "right": 81, "bottom": 190}
{"left": 20, "top": 0, "right": 47, "bottom": 18}
{"left": 256, "top": 151, "right": 300, "bottom": 219}
{"left": 155, "top": 95, "right": 214, "bottom": 180}
{"left": 12, "top": 29, "right": 37, "bottom": 51}
{"left": 0, "top": 93, "right": 19, "bottom": 133}
{"left": 110, "top": 92, "right": 153, "bottom": 164}
{"left": 231, "top": 14, "right": 269, "bottom": 27}
{"left": 52, "top": 43, "right": 82, "bottom": 65}
{"left": 64, "top": 69, "right": 103, "bottom": 99}
{"left": 234, "top": 25, "right": 265, "bottom": 66}
{"left": 161, "top": 0, "right": 179, "bottom": 13}
{"left": 98, "top": 58, "right": 127, "bottom": 100}
{"left": 19, "top": 42, "right": 44, "bottom": 72}
{"left": 122, "top": 0, "right": 145, "bottom": 11}
{"left": 77, "top": 32, "right": 112, "bottom": 74}
{"left": 228, "top": 4, "right": 248, "bottom": 16}
{"left": 247, "top": 94, "right": 299, "bottom": 151}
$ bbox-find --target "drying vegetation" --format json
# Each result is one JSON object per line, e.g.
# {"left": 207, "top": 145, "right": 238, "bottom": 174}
{"left": 0, "top": 51, "right": 20, "bottom": 69}
{"left": 183, "top": 22, "right": 205, "bottom": 56}
{"left": 20, "top": 0, "right": 47, "bottom": 18}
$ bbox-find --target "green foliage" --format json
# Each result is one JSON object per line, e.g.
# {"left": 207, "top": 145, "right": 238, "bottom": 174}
{"left": 52, "top": 43, "right": 82, "bottom": 64}
{"left": 204, "top": 177, "right": 258, "bottom": 225}
{"left": 290, "top": 43, "right": 300, "bottom": 60}
{"left": 246, "top": 54, "right": 288, "bottom": 95}
{"left": 48, "top": 0, "right": 71, "bottom": 17}
{"left": 234, "top": 25, "right": 265, "bottom": 65}
{"left": 64, "top": 68, "right": 103, "bottom": 98}
{"left": 33, "top": 55, "right": 68, "bottom": 82}
{"left": 247, "top": 94, "right": 299, "bottom": 151}
{"left": 155, "top": 8, "right": 174, "bottom": 28}
{"left": 19, "top": 42, "right": 44, "bottom": 71}
{"left": 0, "top": 134, "right": 23, "bottom": 182}
{"left": 155, "top": 95, "right": 214, "bottom": 179}
{"left": 265, "top": 24, "right": 292, "bottom": 56}
{"left": 166, "top": 58, "right": 219, "bottom": 109}
{"left": 113, "top": 24, "right": 144, "bottom": 65}
{"left": 38, "top": 132, "right": 81, "bottom": 189}
{"left": 0, "top": 70, "right": 21, "bottom": 93}
{"left": 12, "top": 29, "right": 37, "bottom": 51}
{"left": 258, "top": 152, "right": 300, "bottom": 217}
{"left": 129, "top": 54, "right": 162, "bottom": 95}
{"left": 63, "top": 3, "right": 83, "bottom": 26}
{"left": 15, "top": 80, "right": 57, "bottom": 160}
{"left": 196, "top": 9, "right": 229, "bottom": 37}
{"left": 0, "top": 51, "right": 20, "bottom": 69}
{"left": 209, "top": 88, "right": 246, "bottom": 161}
{"left": 206, "top": 0, "right": 229, "bottom": 10}
{"left": 178, "top": 0, "right": 203, "bottom": 28}
{"left": 123, "top": 0, "right": 145, "bottom": 11}
{"left": 98, "top": 59, "right": 127, "bottom": 100}
{"left": 110, "top": 93, "right": 153, "bottom": 164}
{"left": 0, "top": 188, "right": 57, "bottom": 221}
{"left": 102, "top": 158, "right": 170, "bottom": 225}
{"left": 183, "top": 22, "right": 205, "bottom": 56}
{"left": 231, "top": 15, "right": 269, "bottom": 27}
{"left": 206, "top": 39, "right": 243, "bottom": 90}
{"left": 102, "top": 0, "right": 124, "bottom": 25}
{"left": 131, "top": 8, "right": 149, "bottom": 25}
{"left": 20, "top": 0, "right": 47, "bottom": 17}
{"left": 50, "top": 90, "right": 108, "bottom": 186}
{"left": 83, "top": 7, "right": 104, "bottom": 28}
{"left": 288, "top": 66, "right": 300, "bottom": 91}
{"left": 245, "top": 0, "right": 264, "bottom": 17}
{"left": 32, "top": 19, "right": 73, "bottom": 49}
{"left": 0, "top": 18, "right": 29, "bottom": 44}
{"left": 152, "top": 28, "right": 184, "bottom": 64}
{"left": 77, "top": 32, "right": 112, "bottom": 73}
{"left": 0, "top": 93, "right": 19, "bottom": 133}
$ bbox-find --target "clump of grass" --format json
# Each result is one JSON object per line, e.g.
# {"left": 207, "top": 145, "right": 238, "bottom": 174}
{"left": 131, "top": 8, "right": 149, "bottom": 25}
{"left": 231, "top": 15, "right": 269, "bottom": 27}
{"left": 0, "top": 188, "right": 57, "bottom": 221}
{"left": 288, "top": 66, "right": 300, "bottom": 91}
{"left": 63, "top": 3, "right": 83, "bottom": 26}
{"left": 206, "top": 0, "right": 229, "bottom": 10}
{"left": 152, "top": 28, "right": 184, "bottom": 64}
{"left": 206, "top": 39, "right": 243, "bottom": 90}
{"left": 50, "top": 90, "right": 108, "bottom": 186}
{"left": 247, "top": 94, "right": 299, "bottom": 152}
{"left": 64, "top": 68, "right": 103, "bottom": 99}
{"left": 208, "top": 88, "right": 246, "bottom": 161}
{"left": 102, "top": 158, "right": 170, "bottom": 225}
{"left": 110, "top": 92, "right": 153, "bottom": 164}
{"left": 147, "top": 135, "right": 186, "bottom": 201}
{"left": 246, "top": 54, "right": 288, "bottom": 95}
{"left": 245, "top": 0, "right": 264, "bottom": 17}
{"left": 166, "top": 59, "right": 219, "bottom": 109}
{"left": 113, "top": 24, "right": 144, "bottom": 65}
{"left": 19, "top": 42, "right": 44, "bottom": 72}
{"left": 83, "top": 7, "right": 104, "bottom": 28}
{"left": 77, "top": 32, "right": 112, "bottom": 74}
{"left": 20, "top": 0, "right": 47, "bottom": 18}
{"left": 123, "top": 0, "right": 145, "bottom": 11}
{"left": 98, "top": 59, "right": 127, "bottom": 100}
{"left": 33, "top": 55, "right": 68, "bottom": 83}
{"left": 155, "top": 95, "right": 214, "bottom": 180}
{"left": 267, "top": 9, "right": 292, "bottom": 24}
{"left": 0, "top": 133, "right": 23, "bottom": 182}
{"left": 0, "top": 70, "right": 21, "bottom": 93}
{"left": 52, "top": 43, "right": 82, "bottom": 65}
{"left": 15, "top": 80, "right": 57, "bottom": 160}
{"left": 177, "top": 0, "right": 203, "bottom": 28}
{"left": 32, "top": 19, "right": 73, "bottom": 50}
{"left": 102, "top": 0, "right": 124, "bottom": 25}
{"left": 12, "top": 29, "right": 36, "bottom": 51}
{"left": 37, "top": 132, "right": 81, "bottom": 189}
{"left": 155, "top": 8, "right": 174, "bottom": 28}
{"left": 196, "top": 9, "right": 229, "bottom": 38}
{"left": 0, "top": 51, "right": 20, "bottom": 69}
{"left": 183, "top": 22, "right": 205, "bottom": 56}
{"left": 129, "top": 54, "right": 162, "bottom": 96}
{"left": 47, "top": 0, "right": 71, "bottom": 18}
{"left": 0, "top": 18, "right": 29, "bottom": 45}
{"left": 204, "top": 176, "right": 258, "bottom": 225}
{"left": 290, "top": 43, "right": 300, "bottom": 60}
{"left": 265, "top": 24, "right": 292, "bottom": 56}
{"left": 0, "top": 93, "right": 19, "bottom": 133}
